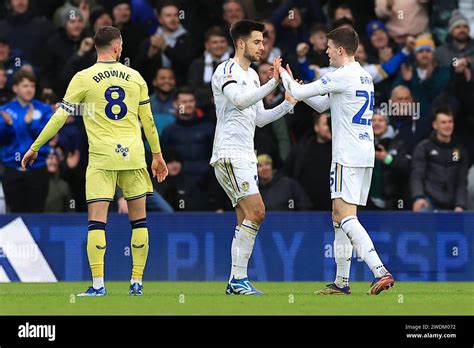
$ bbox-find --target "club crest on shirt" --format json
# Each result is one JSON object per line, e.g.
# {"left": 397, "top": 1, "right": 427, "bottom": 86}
{"left": 115, "top": 144, "right": 129, "bottom": 157}
{"left": 241, "top": 181, "right": 249, "bottom": 191}
{"left": 32, "top": 109, "right": 42, "bottom": 120}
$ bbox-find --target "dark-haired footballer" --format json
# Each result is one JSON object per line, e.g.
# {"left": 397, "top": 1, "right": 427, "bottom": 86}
{"left": 22, "top": 26, "right": 168, "bottom": 297}
{"left": 280, "top": 27, "right": 395, "bottom": 295}
{"left": 211, "top": 20, "right": 297, "bottom": 295}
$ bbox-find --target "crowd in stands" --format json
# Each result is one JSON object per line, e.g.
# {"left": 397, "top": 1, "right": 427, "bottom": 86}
{"left": 1, "top": 0, "right": 474, "bottom": 213}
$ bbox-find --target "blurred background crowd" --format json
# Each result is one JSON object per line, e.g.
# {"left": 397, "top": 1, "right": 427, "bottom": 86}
{"left": 0, "top": 0, "right": 474, "bottom": 213}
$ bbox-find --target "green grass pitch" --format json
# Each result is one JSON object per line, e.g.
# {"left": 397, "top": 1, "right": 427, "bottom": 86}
{"left": 1, "top": 282, "right": 473, "bottom": 315}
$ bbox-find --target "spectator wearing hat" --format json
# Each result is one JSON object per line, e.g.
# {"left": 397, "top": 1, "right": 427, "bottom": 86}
{"left": 393, "top": 35, "right": 451, "bottom": 140}
{"left": 365, "top": 19, "right": 398, "bottom": 65}
{"left": 0, "top": 38, "right": 33, "bottom": 89}
{"left": 0, "top": 70, "right": 53, "bottom": 212}
{"left": 258, "top": 154, "right": 312, "bottom": 211}
{"left": 411, "top": 105, "right": 469, "bottom": 212}
{"left": 435, "top": 10, "right": 474, "bottom": 70}
{"left": 375, "top": 0, "right": 429, "bottom": 44}
{"left": 367, "top": 110, "right": 411, "bottom": 210}
{"left": 42, "top": 6, "right": 91, "bottom": 98}
{"left": 284, "top": 112, "right": 332, "bottom": 210}
{"left": 0, "top": 0, "right": 54, "bottom": 66}
{"left": 134, "top": 1, "right": 198, "bottom": 86}
{"left": 54, "top": 7, "right": 111, "bottom": 94}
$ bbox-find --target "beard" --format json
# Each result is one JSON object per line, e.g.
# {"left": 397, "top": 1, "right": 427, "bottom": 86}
{"left": 243, "top": 48, "right": 260, "bottom": 63}
{"left": 454, "top": 33, "right": 470, "bottom": 43}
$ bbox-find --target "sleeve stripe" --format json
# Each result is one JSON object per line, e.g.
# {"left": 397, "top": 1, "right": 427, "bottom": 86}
{"left": 222, "top": 80, "right": 237, "bottom": 91}
{"left": 229, "top": 62, "right": 235, "bottom": 74}
{"left": 139, "top": 99, "right": 151, "bottom": 105}
{"left": 223, "top": 60, "right": 230, "bottom": 74}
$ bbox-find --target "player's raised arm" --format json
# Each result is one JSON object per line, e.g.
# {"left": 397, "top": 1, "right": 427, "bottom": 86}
{"left": 221, "top": 57, "right": 281, "bottom": 110}
{"left": 22, "top": 72, "right": 85, "bottom": 169}
{"left": 280, "top": 64, "right": 343, "bottom": 101}
{"left": 137, "top": 76, "right": 168, "bottom": 182}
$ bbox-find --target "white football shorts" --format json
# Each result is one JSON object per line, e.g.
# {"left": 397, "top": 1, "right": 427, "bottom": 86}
{"left": 330, "top": 162, "right": 373, "bottom": 206}
{"left": 213, "top": 158, "right": 259, "bottom": 207}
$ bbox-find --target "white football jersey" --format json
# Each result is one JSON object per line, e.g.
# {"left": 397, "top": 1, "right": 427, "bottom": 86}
{"left": 210, "top": 58, "right": 277, "bottom": 164}
{"left": 283, "top": 62, "right": 375, "bottom": 167}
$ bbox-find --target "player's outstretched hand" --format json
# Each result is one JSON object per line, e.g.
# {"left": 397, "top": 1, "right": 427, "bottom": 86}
{"left": 152, "top": 152, "right": 168, "bottom": 183}
{"left": 273, "top": 56, "right": 282, "bottom": 81}
{"left": 21, "top": 149, "right": 38, "bottom": 169}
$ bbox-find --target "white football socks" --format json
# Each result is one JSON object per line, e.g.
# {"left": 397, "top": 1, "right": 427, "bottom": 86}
{"left": 93, "top": 277, "right": 104, "bottom": 289}
{"left": 333, "top": 221, "right": 352, "bottom": 288}
{"left": 340, "top": 215, "right": 388, "bottom": 278}
{"left": 229, "top": 226, "right": 240, "bottom": 282}
{"left": 231, "top": 220, "right": 259, "bottom": 280}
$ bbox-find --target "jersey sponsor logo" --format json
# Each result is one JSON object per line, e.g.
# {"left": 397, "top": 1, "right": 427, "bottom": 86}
{"left": 115, "top": 144, "right": 129, "bottom": 157}
{"left": 358, "top": 132, "right": 373, "bottom": 141}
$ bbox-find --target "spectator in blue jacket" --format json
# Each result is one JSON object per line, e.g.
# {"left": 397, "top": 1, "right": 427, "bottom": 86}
{"left": 0, "top": 70, "right": 53, "bottom": 212}
{"left": 161, "top": 87, "right": 215, "bottom": 185}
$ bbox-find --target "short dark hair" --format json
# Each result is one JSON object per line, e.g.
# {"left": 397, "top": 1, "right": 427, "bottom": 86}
{"left": 204, "top": 26, "right": 227, "bottom": 42}
{"left": 13, "top": 69, "right": 36, "bottom": 85}
{"left": 94, "top": 26, "right": 121, "bottom": 49}
{"left": 230, "top": 19, "right": 265, "bottom": 45}
{"left": 433, "top": 105, "right": 454, "bottom": 120}
{"left": 157, "top": 0, "right": 179, "bottom": 15}
{"left": 326, "top": 27, "right": 359, "bottom": 55}
{"left": 175, "top": 86, "right": 195, "bottom": 99}
{"left": 310, "top": 23, "right": 328, "bottom": 35}
{"left": 330, "top": 17, "right": 355, "bottom": 31}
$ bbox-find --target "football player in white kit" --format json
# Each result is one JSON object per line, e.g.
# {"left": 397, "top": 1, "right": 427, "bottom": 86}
{"left": 279, "top": 27, "right": 395, "bottom": 295}
{"left": 211, "top": 20, "right": 297, "bottom": 295}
